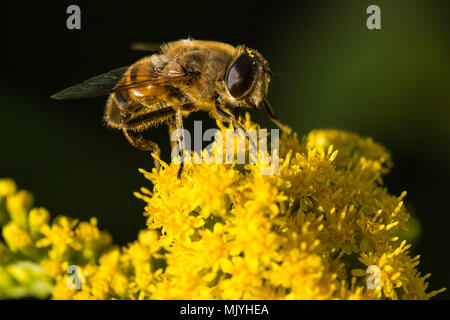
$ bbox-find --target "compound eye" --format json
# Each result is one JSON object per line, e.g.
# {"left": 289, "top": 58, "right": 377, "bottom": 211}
{"left": 226, "top": 54, "right": 255, "bottom": 98}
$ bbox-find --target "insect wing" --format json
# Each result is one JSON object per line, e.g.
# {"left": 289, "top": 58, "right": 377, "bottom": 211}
{"left": 51, "top": 66, "right": 130, "bottom": 100}
{"left": 51, "top": 64, "right": 196, "bottom": 100}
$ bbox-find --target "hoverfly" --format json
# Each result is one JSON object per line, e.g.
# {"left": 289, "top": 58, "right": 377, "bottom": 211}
{"left": 51, "top": 39, "right": 288, "bottom": 178}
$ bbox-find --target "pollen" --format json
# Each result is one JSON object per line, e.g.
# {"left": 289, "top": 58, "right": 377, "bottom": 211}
{"left": 246, "top": 48, "right": 255, "bottom": 58}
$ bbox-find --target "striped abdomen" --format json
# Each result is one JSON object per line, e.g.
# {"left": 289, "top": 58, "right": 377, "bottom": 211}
{"left": 105, "top": 57, "right": 174, "bottom": 129}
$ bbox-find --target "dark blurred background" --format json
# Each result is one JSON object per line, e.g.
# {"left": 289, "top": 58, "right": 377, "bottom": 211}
{"left": 2, "top": 1, "right": 449, "bottom": 298}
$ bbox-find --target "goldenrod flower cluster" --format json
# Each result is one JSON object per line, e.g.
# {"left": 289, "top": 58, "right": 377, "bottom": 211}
{"left": 0, "top": 180, "right": 112, "bottom": 299}
{"left": 0, "top": 117, "right": 445, "bottom": 299}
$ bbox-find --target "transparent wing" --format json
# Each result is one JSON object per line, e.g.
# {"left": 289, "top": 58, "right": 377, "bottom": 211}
{"left": 51, "top": 66, "right": 130, "bottom": 100}
{"left": 51, "top": 65, "right": 196, "bottom": 100}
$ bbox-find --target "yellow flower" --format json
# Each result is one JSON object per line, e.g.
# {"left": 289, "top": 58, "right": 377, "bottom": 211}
{"left": 0, "top": 116, "right": 445, "bottom": 300}
{"left": 40, "top": 260, "right": 66, "bottom": 279}
{"left": 0, "top": 179, "right": 17, "bottom": 197}
{"left": 130, "top": 118, "right": 444, "bottom": 299}
{"left": 5, "top": 190, "right": 34, "bottom": 229}
{"left": 36, "top": 216, "right": 81, "bottom": 259}
{"left": 29, "top": 208, "right": 50, "bottom": 240}
{"left": 2, "top": 222, "right": 34, "bottom": 255}
{"left": 0, "top": 185, "right": 114, "bottom": 299}
{"left": 74, "top": 217, "right": 112, "bottom": 262}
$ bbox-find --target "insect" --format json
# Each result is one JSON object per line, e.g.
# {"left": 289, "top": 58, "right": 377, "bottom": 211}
{"left": 51, "top": 39, "right": 289, "bottom": 178}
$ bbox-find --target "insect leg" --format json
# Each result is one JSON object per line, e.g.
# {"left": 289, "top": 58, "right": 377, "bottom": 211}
{"left": 232, "top": 107, "right": 244, "bottom": 122}
{"left": 262, "top": 99, "right": 292, "bottom": 134}
{"left": 167, "top": 116, "right": 178, "bottom": 150}
{"left": 175, "top": 107, "right": 185, "bottom": 179}
{"left": 215, "top": 99, "right": 257, "bottom": 152}
{"left": 122, "top": 129, "right": 161, "bottom": 171}
{"left": 215, "top": 99, "right": 245, "bottom": 131}
{"left": 169, "top": 103, "right": 193, "bottom": 150}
